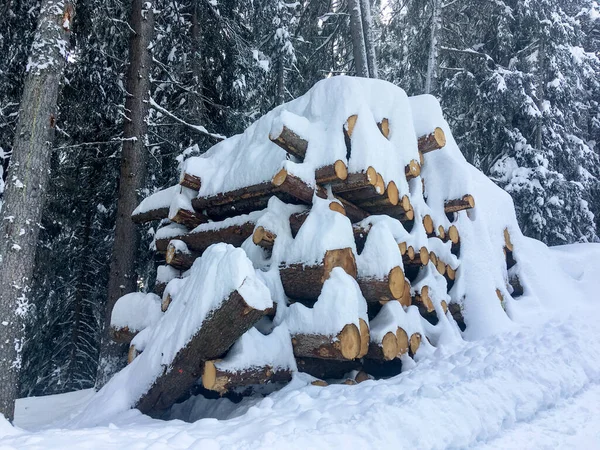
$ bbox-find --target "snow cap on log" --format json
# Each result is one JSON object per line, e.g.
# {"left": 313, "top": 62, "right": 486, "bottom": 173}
{"left": 286, "top": 268, "right": 368, "bottom": 338}
{"left": 110, "top": 292, "right": 163, "bottom": 342}
{"left": 286, "top": 196, "right": 356, "bottom": 265}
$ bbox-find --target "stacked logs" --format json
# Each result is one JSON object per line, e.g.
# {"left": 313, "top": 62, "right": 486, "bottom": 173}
{"left": 119, "top": 114, "right": 479, "bottom": 411}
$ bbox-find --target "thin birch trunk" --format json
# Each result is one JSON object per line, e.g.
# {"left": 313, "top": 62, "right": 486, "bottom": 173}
{"left": 425, "top": 0, "right": 442, "bottom": 94}
{"left": 359, "top": 0, "right": 378, "bottom": 78}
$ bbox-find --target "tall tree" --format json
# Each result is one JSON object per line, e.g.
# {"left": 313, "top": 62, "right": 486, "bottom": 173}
{"left": 360, "top": 0, "right": 378, "bottom": 78}
{"left": 96, "top": 0, "right": 155, "bottom": 386}
{"left": 0, "top": 0, "right": 73, "bottom": 420}
{"left": 349, "top": 0, "right": 369, "bottom": 77}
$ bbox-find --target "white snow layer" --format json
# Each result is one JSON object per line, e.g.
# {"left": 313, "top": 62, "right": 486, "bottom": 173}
{"left": 110, "top": 292, "right": 162, "bottom": 332}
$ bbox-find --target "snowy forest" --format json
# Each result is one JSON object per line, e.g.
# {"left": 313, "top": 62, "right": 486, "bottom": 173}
{"left": 0, "top": 0, "right": 600, "bottom": 433}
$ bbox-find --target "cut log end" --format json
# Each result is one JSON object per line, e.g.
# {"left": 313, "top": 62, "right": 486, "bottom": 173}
{"left": 389, "top": 266, "right": 406, "bottom": 299}
{"left": 128, "top": 345, "right": 139, "bottom": 364}
{"left": 418, "top": 127, "right": 447, "bottom": 154}
{"left": 252, "top": 226, "right": 276, "bottom": 249}
{"left": 346, "top": 115, "right": 358, "bottom": 137}
{"left": 409, "top": 333, "right": 421, "bottom": 356}
{"left": 334, "top": 160, "right": 349, "bottom": 181}
{"left": 423, "top": 215, "right": 434, "bottom": 235}
{"left": 396, "top": 328, "right": 409, "bottom": 356}
{"left": 449, "top": 225, "right": 460, "bottom": 244}
{"left": 202, "top": 360, "right": 218, "bottom": 391}
{"left": 379, "top": 118, "right": 390, "bottom": 139}
{"left": 329, "top": 201, "right": 347, "bottom": 216}
{"left": 272, "top": 168, "right": 289, "bottom": 187}
{"left": 381, "top": 331, "right": 400, "bottom": 360}
{"left": 336, "top": 323, "right": 362, "bottom": 360}
{"left": 161, "top": 294, "right": 172, "bottom": 312}
{"left": 405, "top": 160, "right": 421, "bottom": 180}
{"left": 504, "top": 228, "right": 514, "bottom": 252}
{"left": 386, "top": 181, "right": 399, "bottom": 206}
{"left": 359, "top": 318, "right": 370, "bottom": 358}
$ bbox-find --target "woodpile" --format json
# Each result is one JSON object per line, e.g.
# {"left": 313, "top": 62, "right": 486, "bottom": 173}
{"left": 119, "top": 104, "right": 492, "bottom": 416}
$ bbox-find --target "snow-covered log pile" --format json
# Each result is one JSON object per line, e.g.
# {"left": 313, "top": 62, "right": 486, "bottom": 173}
{"left": 107, "top": 77, "right": 526, "bottom": 415}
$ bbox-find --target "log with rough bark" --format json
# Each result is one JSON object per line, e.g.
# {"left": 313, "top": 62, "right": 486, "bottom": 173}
{"left": 280, "top": 248, "right": 357, "bottom": 300}
{"left": 135, "top": 288, "right": 271, "bottom": 413}
{"left": 169, "top": 207, "right": 208, "bottom": 229}
{"left": 156, "top": 220, "right": 256, "bottom": 254}
{"left": 418, "top": 127, "right": 446, "bottom": 153}
{"left": 295, "top": 357, "right": 361, "bottom": 380}
{"left": 166, "top": 240, "right": 198, "bottom": 270}
{"left": 291, "top": 323, "right": 362, "bottom": 360}
{"left": 289, "top": 201, "right": 347, "bottom": 238}
{"left": 357, "top": 266, "right": 405, "bottom": 303}
{"left": 131, "top": 207, "right": 169, "bottom": 224}
{"left": 331, "top": 166, "right": 378, "bottom": 195}
{"left": 340, "top": 173, "right": 386, "bottom": 204}
{"left": 272, "top": 168, "right": 327, "bottom": 204}
{"left": 360, "top": 195, "right": 414, "bottom": 222}
{"left": 269, "top": 125, "right": 308, "bottom": 161}
{"left": 444, "top": 195, "right": 475, "bottom": 214}
{"left": 179, "top": 172, "right": 201, "bottom": 191}
{"left": 315, "top": 160, "right": 349, "bottom": 184}
{"left": 202, "top": 361, "right": 293, "bottom": 394}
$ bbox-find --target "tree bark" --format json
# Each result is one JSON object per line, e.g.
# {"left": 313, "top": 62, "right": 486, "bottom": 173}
{"left": 97, "top": 0, "right": 154, "bottom": 387}
{"left": 348, "top": 0, "right": 369, "bottom": 77}
{"left": 425, "top": 0, "right": 442, "bottom": 94}
{"left": 0, "top": 0, "right": 73, "bottom": 421}
{"left": 359, "top": 0, "right": 378, "bottom": 78}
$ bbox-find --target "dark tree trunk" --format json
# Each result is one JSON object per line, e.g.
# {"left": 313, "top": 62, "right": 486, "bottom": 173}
{"left": 96, "top": 0, "right": 154, "bottom": 387}
{"left": 0, "top": 0, "right": 73, "bottom": 421}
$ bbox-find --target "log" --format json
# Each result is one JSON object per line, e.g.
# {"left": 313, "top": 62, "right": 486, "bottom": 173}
{"left": 413, "top": 286, "right": 434, "bottom": 314}
{"left": 161, "top": 293, "right": 172, "bottom": 312}
{"left": 291, "top": 323, "right": 362, "bottom": 360}
{"left": 166, "top": 240, "right": 198, "bottom": 270}
{"left": 315, "top": 160, "right": 348, "bottom": 184}
{"left": 444, "top": 195, "right": 475, "bottom": 214}
{"left": 280, "top": 248, "right": 357, "bottom": 300}
{"left": 378, "top": 118, "right": 390, "bottom": 138}
{"left": 111, "top": 326, "right": 138, "bottom": 344}
{"left": 128, "top": 345, "right": 139, "bottom": 364}
{"left": 396, "top": 327, "right": 409, "bottom": 355}
{"left": 131, "top": 207, "right": 170, "bottom": 224}
{"left": 437, "top": 225, "right": 446, "bottom": 240}
{"left": 331, "top": 166, "right": 378, "bottom": 194}
{"left": 252, "top": 226, "right": 276, "bottom": 250}
{"left": 366, "top": 331, "right": 398, "bottom": 361}
{"left": 353, "top": 223, "right": 372, "bottom": 254}
{"left": 179, "top": 172, "right": 202, "bottom": 191}
{"left": 357, "top": 266, "right": 405, "bottom": 303}
{"left": 405, "top": 160, "right": 421, "bottom": 180}
{"left": 202, "top": 361, "right": 293, "bottom": 394}
{"left": 135, "top": 288, "right": 271, "bottom": 413}
{"left": 509, "top": 274, "right": 524, "bottom": 297}
{"left": 418, "top": 127, "right": 446, "bottom": 153}
{"left": 272, "top": 168, "right": 327, "bottom": 204}
{"left": 423, "top": 214, "right": 434, "bottom": 235}
{"left": 346, "top": 114, "right": 358, "bottom": 137}
{"left": 156, "top": 220, "right": 256, "bottom": 254}
{"left": 169, "top": 208, "right": 208, "bottom": 229}
{"left": 296, "top": 357, "right": 361, "bottom": 380}
{"left": 448, "top": 303, "right": 466, "bottom": 331}
{"left": 352, "top": 180, "right": 398, "bottom": 207}
{"left": 448, "top": 225, "right": 459, "bottom": 244}
{"left": 269, "top": 125, "right": 308, "bottom": 160}
{"left": 355, "top": 370, "right": 371, "bottom": 383}
{"left": 446, "top": 265, "right": 456, "bottom": 281}
{"left": 409, "top": 333, "right": 421, "bottom": 356}
{"left": 359, "top": 318, "right": 370, "bottom": 358}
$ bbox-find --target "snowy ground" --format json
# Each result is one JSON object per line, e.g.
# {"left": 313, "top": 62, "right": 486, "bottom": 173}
{"left": 1, "top": 242, "right": 600, "bottom": 449}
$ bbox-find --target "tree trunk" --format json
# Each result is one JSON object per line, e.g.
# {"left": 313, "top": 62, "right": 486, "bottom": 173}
{"left": 348, "top": 0, "right": 369, "bottom": 77}
{"left": 359, "top": 0, "right": 378, "bottom": 78}
{"left": 97, "top": 0, "right": 154, "bottom": 387}
{"left": 190, "top": 0, "right": 204, "bottom": 120}
{"left": 0, "top": 0, "right": 73, "bottom": 421}
{"left": 425, "top": 0, "right": 442, "bottom": 94}
{"left": 276, "top": 56, "right": 285, "bottom": 106}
